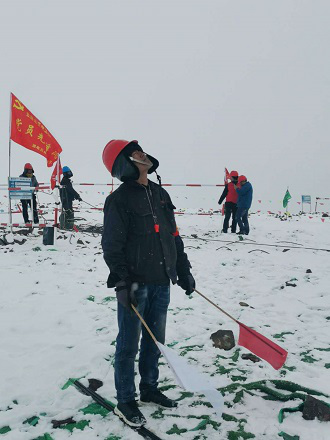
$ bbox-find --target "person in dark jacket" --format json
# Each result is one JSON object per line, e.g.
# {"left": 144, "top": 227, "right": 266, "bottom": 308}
{"left": 59, "top": 166, "right": 81, "bottom": 229}
{"left": 20, "top": 163, "right": 39, "bottom": 224}
{"left": 101, "top": 139, "right": 196, "bottom": 427}
{"left": 218, "top": 170, "right": 238, "bottom": 233}
{"left": 235, "top": 175, "right": 253, "bottom": 235}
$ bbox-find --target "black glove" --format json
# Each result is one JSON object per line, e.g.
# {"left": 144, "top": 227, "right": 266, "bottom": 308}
{"left": 177, "top": 274, "right": 196, "bottom": 295}
{"left": 115, "top": 278, "right": 138, "bottom": 308}
{"left": 78, "top": 197, "right": 82, "bottom": 202}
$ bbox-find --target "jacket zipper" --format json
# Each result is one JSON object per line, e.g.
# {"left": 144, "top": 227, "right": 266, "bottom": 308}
{"left": 143, "top": 186, "right": 160, "bottom": 233}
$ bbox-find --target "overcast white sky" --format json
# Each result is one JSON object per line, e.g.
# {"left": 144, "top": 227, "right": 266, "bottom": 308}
{"left": 1, "top": 0, "right": 329, "bottom": 208}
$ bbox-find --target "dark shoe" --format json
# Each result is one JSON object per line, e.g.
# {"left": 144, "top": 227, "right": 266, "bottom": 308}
{"left": 236, "top": 231, "right": 245, "bottom": 235}
{"left": 222, "top": 229, "right": 227, "bottom": 233}
{"left": 114, "top": 400, "right": 146, "bottom": 427}
{"left": 140, "top": 389, "right": 178, "bottom": 408}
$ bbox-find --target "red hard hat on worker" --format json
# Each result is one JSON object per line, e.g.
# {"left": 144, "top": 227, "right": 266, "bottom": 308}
{"left": 24, "top": 163, "right": 33, "bottom": 170}
{"left": 102, "top": 139, "right": 159, "bottom": 182}
{"left": 229, "top": 170, "right": 238, "bottom": 178}
{"left": 102, "top": 140, "right": 135, "bottom": 174}
{"left": 238, "top": 175, "right": 247, "bottom": 184}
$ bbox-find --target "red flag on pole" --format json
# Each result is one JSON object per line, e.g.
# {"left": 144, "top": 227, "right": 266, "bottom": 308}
{"left": 50, "top": 157, "right": 63, "bottom": 190}
{"left": 10, "top": 93, "right": 62, "bottom": 167}
{"left": 224, "top": 167, "right": 230, "bottom": 182}
{"left": 238, "top": 321, "right": 288, "bottom": 370}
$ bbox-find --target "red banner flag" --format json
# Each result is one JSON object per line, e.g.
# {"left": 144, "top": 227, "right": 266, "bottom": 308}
{"left": 238, "top": 322, "right": 288, "bottom": 370}
{"left": 10, "top": 93, "right": 62, "bottom": 167}
{"left": 50, "top": 157, "right": 63, "bottom": 190}
{"left": 224, "top": 167, "right": 230, "bottom": 182}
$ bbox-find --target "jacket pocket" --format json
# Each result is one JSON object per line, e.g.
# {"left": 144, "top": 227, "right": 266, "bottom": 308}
{"left": 127, "top": 207, "right": 154, "bottom": 236}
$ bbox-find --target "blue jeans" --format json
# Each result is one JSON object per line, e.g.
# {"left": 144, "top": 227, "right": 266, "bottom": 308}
{"left": 115, "top": 284, "right": 170, "bottom": 403}
{"left": 236, "top": 207, "right": 249, "bottom": 234}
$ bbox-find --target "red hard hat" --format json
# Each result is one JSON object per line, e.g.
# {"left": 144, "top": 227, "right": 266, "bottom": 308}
{"left": 24, "top": 163, "right": 33, "bottom": 170}
{"left": 102, "top": 140, "right": 137, "bottom": 174}
{"left": 229, "top": 170, "right": 238, "bottom": 177}
{"left": 102, "top": 139, "right": 159, "bottom": 182}
{"left": 238, "top": 175, "right": 247, "bottom": 183}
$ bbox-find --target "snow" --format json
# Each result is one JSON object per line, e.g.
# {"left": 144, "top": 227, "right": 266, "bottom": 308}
{"left": 0, "top": 192, "right": 330, "bottom": 439}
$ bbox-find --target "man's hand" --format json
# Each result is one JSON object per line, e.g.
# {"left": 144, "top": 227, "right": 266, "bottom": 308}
{"left": 177, "top": 274, "right": 196, "bottom": 296}
{"left": 115, "top": 278, "right": 138, "bottom": 308}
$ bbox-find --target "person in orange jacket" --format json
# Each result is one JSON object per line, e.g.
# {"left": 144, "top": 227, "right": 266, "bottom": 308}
{"left": 218, "top": 170, "right": 238, "bottom": 233}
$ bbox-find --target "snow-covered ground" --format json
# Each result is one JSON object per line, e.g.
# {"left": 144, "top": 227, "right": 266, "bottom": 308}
{"left": 1, "top": 198, "right": 329, "bottom": 440}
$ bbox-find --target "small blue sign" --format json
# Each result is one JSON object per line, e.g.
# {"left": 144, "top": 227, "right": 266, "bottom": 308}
{"left": 302, "top": 195, "right": 311, "bottom": 204}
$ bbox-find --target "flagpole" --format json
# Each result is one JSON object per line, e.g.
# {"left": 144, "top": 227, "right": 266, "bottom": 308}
{"left": 55, "top": 155, "right": 60, "bottom": 225}
{"left": 53, "top": 155, "right": 61, "bottom": 245}
{"left": 131, "top": 305, "right": 158, "bottom": 344}
{"left": 221, "top": 168, "right": 226, "bottom": 218}
{"left": 194, "top": 289, "right": 238, "bottom": 324}
{"left": 8, "top": 93, "right": 13, "bottom": 232}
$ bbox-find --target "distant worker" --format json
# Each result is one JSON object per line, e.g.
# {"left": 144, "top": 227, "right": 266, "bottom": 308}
{"left": 20, "top": 163, "right": 39, "bottom": 224}
{"left": 218, "top": 170, "right": 238, "bottom": 233}
{"left": 235, "top": 175, "right": 253, "bottom": 235}
{"left": 59, "top": 166, "right": 82, "bottom": 230}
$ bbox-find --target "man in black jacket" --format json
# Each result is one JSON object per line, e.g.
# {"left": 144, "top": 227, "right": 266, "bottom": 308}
{"left": 101, "top": 140, "right": 196, "bottom": 427}
{"left": 59, "top": 166, "right": 82, "bottom": 229}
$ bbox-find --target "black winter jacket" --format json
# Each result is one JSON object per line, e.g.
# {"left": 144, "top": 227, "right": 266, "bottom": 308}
{"left": 60, "top": 176, "right": 81, "bottom": 210}
{"left": 20, "top": 173, "right": 39, "bottom": 187}
{"left": 101, "top": 180, "right": 191, "bottom": 287}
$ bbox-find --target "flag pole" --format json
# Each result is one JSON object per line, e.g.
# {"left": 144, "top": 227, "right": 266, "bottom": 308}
{"left": 8, "top": 93, "right": 13, "bottom": 232}
{"left": 221, "top": 168, "right": 226, "bottom": 217}
{"left": 131, "top": 304, "right": 158, "bottom": 344}
{"left": 194, "top": 289, "right": 238, "bottom": 324}
{"left": 53, "top": 155, "right": 61, "bottom": 245}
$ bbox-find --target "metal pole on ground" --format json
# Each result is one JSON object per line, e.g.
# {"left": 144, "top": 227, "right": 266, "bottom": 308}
{"left": 53, "top": 156, "right": 61, "bottom": 245}
{"left": 8, "top": 93, "right": 13, "bottom": 233}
